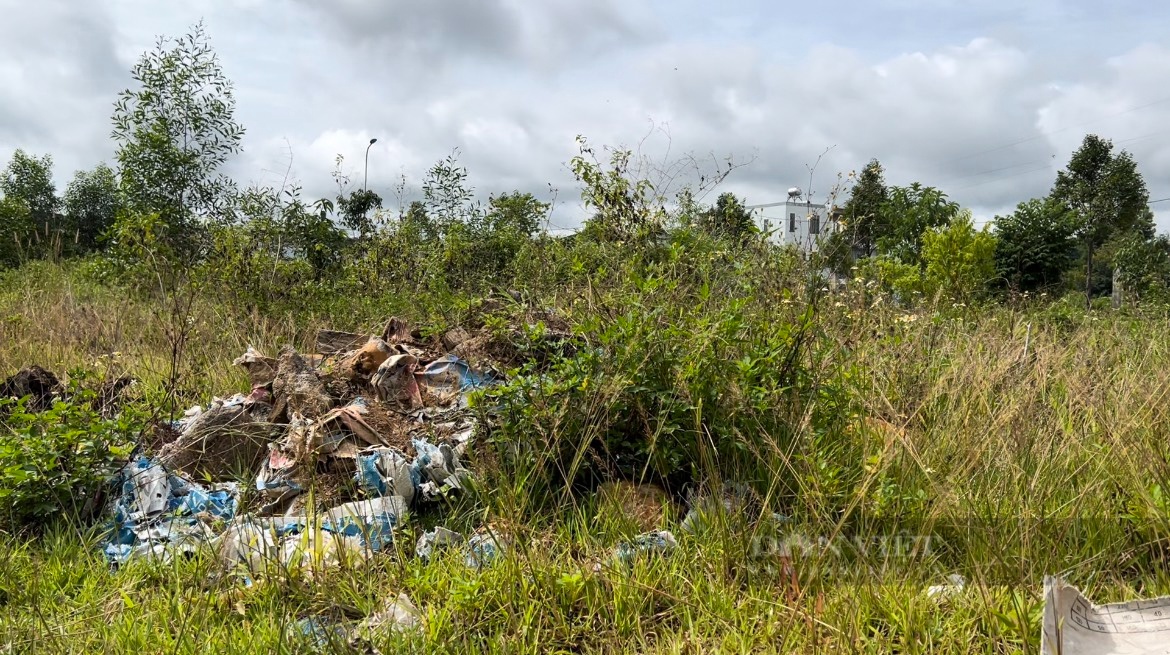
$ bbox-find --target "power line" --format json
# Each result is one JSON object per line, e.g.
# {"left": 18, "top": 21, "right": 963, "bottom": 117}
{"left": 953, "top": 163, "right": 1053, "bottom": 191}
{"left": 942, "top": 94, "right": 1170, "bottom": 164}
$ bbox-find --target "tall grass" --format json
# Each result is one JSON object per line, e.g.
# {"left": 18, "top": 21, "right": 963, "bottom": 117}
{"left": 3, "top": 247, "right": 1170, "bottom": 653}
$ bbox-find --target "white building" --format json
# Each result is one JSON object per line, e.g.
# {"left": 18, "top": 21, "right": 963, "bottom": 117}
{"left": 748, "top": 188, "right": 839, "bottom": 253}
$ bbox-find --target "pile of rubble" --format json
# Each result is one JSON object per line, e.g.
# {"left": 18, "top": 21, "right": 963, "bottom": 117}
{"left": 103, "top": 319, "right": 505, "bottom": 579}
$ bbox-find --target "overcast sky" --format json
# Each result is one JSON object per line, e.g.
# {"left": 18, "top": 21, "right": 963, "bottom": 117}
{"left": 2, "top": 0, "right": 1169, "bottom": 230}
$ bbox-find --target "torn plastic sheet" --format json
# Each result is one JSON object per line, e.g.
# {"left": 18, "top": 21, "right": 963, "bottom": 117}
{"left": 371, "top": 353, "right": 422, "bottom": 408}
{"left": 417, "top": 355, "right": 499, "bottom": 404}
{"left": 680, "top": 482, "right": 753, "bottom": 535}
{"left": 926, "top": 574, "right": 967, "bottom": 600}
{"left": 613, "top": 530, "right": 678, "bottom": 567}
{"left": 103, "top": 457, "right": 238, "bottom": 565}
{"left": 105, "top": 458, "right": 408, "bottom": 569}
{"left": 465, "top": 531, "right": 507, "bottom": 570}
{"left": 1042, "top": 576, "right": 1170, "bottom": 655}
{"left": 356, "top": 448, "right": 419, "bottom": 504}
{"left": 296, "top": 592, "right": 422, "bottom": 652}
{"left": 413, "top": 438, "right": 470, "bottom": 501}
{"left": 217, "top": 497, "right": 408, "bottom": 576}
{"left": 416, "top": 527, "right": 464, "bottom": 561}
{"left": 355, "top": 437, "right": 470, "bottom": 506}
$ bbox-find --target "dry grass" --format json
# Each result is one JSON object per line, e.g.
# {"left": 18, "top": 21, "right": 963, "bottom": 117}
{"left": 4, "top": 262, "right": 1170, "bottom": 652}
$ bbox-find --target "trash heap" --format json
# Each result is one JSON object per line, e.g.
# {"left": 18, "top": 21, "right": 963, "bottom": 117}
{"left": 102, "top": 320, "right": 503, "bottom": 577}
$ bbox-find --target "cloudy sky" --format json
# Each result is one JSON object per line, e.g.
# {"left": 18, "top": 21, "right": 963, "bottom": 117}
{"left": 2, "top": 0, "right": 1169, "bottom": 231}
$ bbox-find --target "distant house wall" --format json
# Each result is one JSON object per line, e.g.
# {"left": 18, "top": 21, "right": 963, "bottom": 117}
{"left": 753, "top": 200, "right": 837, "bottom": 253}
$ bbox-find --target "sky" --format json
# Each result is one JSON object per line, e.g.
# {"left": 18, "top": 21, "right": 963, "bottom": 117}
{"left": 2, "top": 0, "right": 1169, "bottom": 231}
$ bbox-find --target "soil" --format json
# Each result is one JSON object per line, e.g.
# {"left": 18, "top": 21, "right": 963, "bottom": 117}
{"left": 360, "top": 401, "right": 416, "bottom": 457}
{"left": 1, "top": 366, "right": 63, "bottom": 412}
{"left": 597, "top": 481, "right": 673, "bottom": 533}
{"left": 158, "top": 404, "right": 275, "bottom": 481}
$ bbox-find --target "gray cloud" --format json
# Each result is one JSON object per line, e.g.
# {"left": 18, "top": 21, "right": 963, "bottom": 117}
{"left": 290, "top": 0, "right": 648, "bottom": 70}
{"left": 0, "top": 0, "right": 126, "bottom": 183}
{"left": 3, "top": 0, "right": 1170, "bottom": 232}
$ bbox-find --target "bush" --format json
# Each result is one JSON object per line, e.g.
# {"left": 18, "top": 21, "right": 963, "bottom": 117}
{"left": 0, "top": 382, "right": 137, "bottom": 532}
{"left": 482, "top": 232, "right": 862, "bottom": 514}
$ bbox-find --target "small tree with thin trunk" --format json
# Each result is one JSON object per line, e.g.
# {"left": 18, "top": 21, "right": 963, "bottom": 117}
{"left": 111, "top": 20, "right": 244, "bottom": 257}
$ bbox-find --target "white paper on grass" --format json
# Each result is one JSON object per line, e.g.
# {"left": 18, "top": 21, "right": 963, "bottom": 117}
{"left": 1043, "top": 576, "right": 1170, "bottom": 655}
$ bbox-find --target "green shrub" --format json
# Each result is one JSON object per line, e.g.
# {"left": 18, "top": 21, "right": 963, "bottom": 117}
{"left": 483, "top": 233, "right": 862, "bottom": 515}
{"left": 0, "top": 381, "right": 138, "bottom": 532}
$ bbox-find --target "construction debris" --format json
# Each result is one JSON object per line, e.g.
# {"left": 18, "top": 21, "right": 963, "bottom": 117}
{"left": 99, "top": 319, "right": 503, "bottom": 574}
{"left": 270, "top": 346, "right": 334, "bottom": 421}
{"left": 157, "top": 394, "right": 274, "bottom": 480}
{"left": 233, "top": 346, "right": 278, "bottom": 388}
{"left": 316, "top": 329, "right": 370, "bottom": 355}
{"left": 340, "top": 337, "right": 396, "bottom": 382}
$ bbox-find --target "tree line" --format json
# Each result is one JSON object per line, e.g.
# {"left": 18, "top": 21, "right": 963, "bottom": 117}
{"left": 1, "top": 22, "right": 1166, "bottom": 309}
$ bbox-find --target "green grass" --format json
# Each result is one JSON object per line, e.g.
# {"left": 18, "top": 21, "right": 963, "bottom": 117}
{"left": 4, "top": 259, "right": 1170, "bottom": 653}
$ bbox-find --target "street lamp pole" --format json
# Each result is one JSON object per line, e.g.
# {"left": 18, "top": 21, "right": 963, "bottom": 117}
{"left": 364, "top": 137, "right": 378, "bottom": 192}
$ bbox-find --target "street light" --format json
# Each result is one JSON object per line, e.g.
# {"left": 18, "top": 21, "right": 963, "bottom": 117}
{"left": 364, "top": 138, "right": 378, "bottom": 192}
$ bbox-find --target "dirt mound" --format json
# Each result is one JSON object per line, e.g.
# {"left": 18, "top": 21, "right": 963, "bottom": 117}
{"left": 1, "top": 366, "right": 63, "bottom": 411}
{"left": 270, "top": 346, "right": 335, "bottom": 421}
{"left": 159, "top": 401, "right": 276, "bottom": 480}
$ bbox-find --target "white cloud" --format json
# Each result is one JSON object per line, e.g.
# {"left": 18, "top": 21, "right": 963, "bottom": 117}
{"left": 1, "top": 0, "right": 1169, "bottom": 230}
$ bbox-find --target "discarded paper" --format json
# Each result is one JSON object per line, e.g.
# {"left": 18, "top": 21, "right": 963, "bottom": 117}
{"left": 1042, "top": 575, "right": 1170, "bottom": 655}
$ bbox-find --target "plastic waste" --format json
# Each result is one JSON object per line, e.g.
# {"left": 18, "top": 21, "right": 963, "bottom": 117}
{"left": 926, "top": 573, "right": 967, "bottom": 600}
{"left": 415, "top": 527, "right": 464, "bottom": 561}
{"left": 103, "top": 457, "right": 239, "bottom": 565}
{"left": 613, "top": 530, "right": 677, "bottom": 566}
{"left": 465, "top": 530, "right": 507, "bottom": 570}
{"left": 417, "top": 355, "right": 498, "bottom": 405}
{"left": 294, "top": 592, "right": 422, "bottom": 652}
{"left": 680, "top": 481, "right": 753, "bottom": 535}
{"left": 356, "top": 448, "right": 418, "bottom": 504}
{"left": 371, "top": 353, "right": 422, "bottom": 408}
{"left": 413, "top": 438, "right": 470, "bottom": 501}
{"left": 352, "top": 592, "right": 423, "bottom": 638}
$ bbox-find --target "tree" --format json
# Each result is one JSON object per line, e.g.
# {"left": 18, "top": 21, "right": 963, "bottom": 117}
{"left": 1049, "top": 134, "right": 1149, "bottom": 308}
{"left": 571, "top": 136, "right": 666, "bottom": 244}
{"left": 992, "top": 198, "right": 1078, "bottom": 293}
{"left": 111, "top": 20, "right": 244, "bottom": 254}
{"left": 876, "top": 182, "right": 960, "bottom": 266}
{"left": 696, "top": 192, "right": 754, "bottom": 242}
{"left": 1, "top": 150, "right": 58, "bottom": 226}
{"left": 485, "top": 192, "right": 548, "bottom": 237}
{"left": 921, "top": 211, "right": 997, "bottom": 303}
{"left": 1113, "top": 232, "right": 1170, "bottom": 301}
{"left": 337, "top": 189, "right": 383, "bottom": 238}
{"left": 841, "top": 159, "right": 888, "bottom": 258}
{"left": 0, "top": 197, "right": 32, "bottom": 267}
{"left": 63, "top": 163, "right": 122, "bottom": 252}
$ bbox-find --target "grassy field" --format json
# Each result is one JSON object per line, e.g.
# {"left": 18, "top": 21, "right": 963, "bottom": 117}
{"left": 3, "top": 258, "right": 1170, "bottom": 654}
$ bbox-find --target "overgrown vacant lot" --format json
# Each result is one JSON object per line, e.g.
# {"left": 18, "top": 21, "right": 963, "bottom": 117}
{"left": 4, "top": 257, "right": 1170, "bottom": 654}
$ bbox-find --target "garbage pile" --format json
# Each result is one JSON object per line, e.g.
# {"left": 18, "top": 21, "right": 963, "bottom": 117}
{"left": 101, "top": 321, "right": 503, "bottom": 577}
